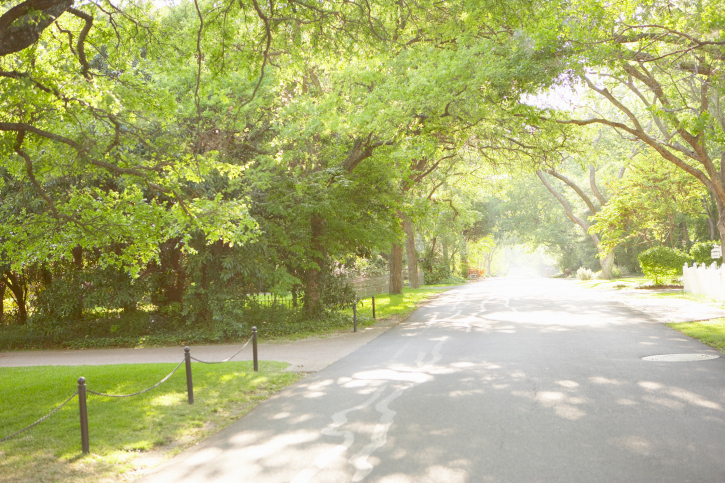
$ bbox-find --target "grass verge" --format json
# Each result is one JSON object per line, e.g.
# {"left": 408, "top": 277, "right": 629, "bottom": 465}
{"left": 642, "top": 291, "right": 725, "bottom": 307}
{"left": 255, "top": 285, "right": 455, "bottom": 341}
{"left": 0, "top": 361, "right": 302, "bottom": 483}
{"left": 347, "top": 286, "right": 453, "bottom": 321}
{"left": 1, "top": 285, "right": 456, "bottom": 350}
{"left": 577, "top": 277, "right": 650, "bottom": 290}
{"left": 668, "top": 318, "right": 725, "bottom": 353}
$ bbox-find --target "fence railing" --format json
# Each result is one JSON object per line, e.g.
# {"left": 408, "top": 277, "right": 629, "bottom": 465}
{"left": 246, "top": 293, "right": 296, "bottom": 310}
{"left": 2, "top": 304, "right": 369, "bottom": 454}
{"left": 683, "top": 262, "right": 725, "bottom": 300}
{"left": 346, "top": 274, "right": 390, "bottom": 298}
{"left": 0, "top": 328, "right": 260, "bottom": 454}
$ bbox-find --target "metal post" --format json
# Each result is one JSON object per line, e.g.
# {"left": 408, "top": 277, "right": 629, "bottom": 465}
{"left": 78, "top": 377, "right": 89, "bottom": 454}
{"left": 353, "top": 302, "right": 357, "bottom": 332}
{"left": 252, "top": 327, "right": 258, "bottom": 372}
{"left": 184, "top": 347, "right": 194, "bottom": 404}
{"left": 372, "top": 295, "right": 376, "bottom": 320}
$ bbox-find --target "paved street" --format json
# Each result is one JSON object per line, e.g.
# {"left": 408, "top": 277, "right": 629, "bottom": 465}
{"left": 139, "top": 278, "right": 725, "bottom": 483}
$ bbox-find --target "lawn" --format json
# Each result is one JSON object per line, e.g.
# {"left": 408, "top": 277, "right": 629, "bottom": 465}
{"left": 577, "top": 276, "right": 650, "bottom": 290}
{"left": 0, "top": 284, "right": 458, "bottom": 481}
{"left": 668, "top": 319, "right": 725, "bottom": 353}
{"left": 577, "top": 277, "right": 725, "bottom": 349}
{"left": 643, "top": 290, "right": 725, "bottom": 308}
{"left": 577, "top": 277, "right": 725, "bottom": 354}
{"left": 349, "top": 285, "right": 454, "bottom": 320}
{"left": 0, "top": 361, "right": 301, "bottom": 483}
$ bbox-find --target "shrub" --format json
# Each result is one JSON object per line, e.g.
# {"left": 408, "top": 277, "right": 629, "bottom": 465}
{"left": 612, "top": 265, "right": 623, "bottom": 278}
{"left": 638, "top": 246, "right": 692, "bottom": 285}
{"left": 423, "top": 264, "right": 452, "bottom": 284}
{"left": 689, "top": 240, "right": 722, "bottom": 265}
{"left": 577, "top": 267, "right": 594, "bottom": 280}
{"left": 440, "top": 275, "right": 467, "bottom": 285}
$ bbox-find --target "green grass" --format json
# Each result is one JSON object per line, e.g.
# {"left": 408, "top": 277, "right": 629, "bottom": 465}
{"left": 256, "top": 285, "right": 454, "bottom": 341}
{"left": 668, "top": 318, "right": 725, "bottom": 353}
{"left": 616, "top": 290, "right": 725, "bottom": 312}
{"left": 352, "top": 286, "right": 453, "bottom": 320}
{"left": 1, "top": 285, "right": 454, "bottom": 350}
{"left": 577, "top": 276, "right": 650, "bottom": 290}
{"left": 0, "top": 361, "right": 301, "bottom": 483}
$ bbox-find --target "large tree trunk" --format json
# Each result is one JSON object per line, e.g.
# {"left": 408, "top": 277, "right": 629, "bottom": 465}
{"left": 72, "top": 245, "right": 84, "bottom": 320}
{"left": 680, "top": 221, "right": 691, "bottom": 252}
{"left": 150, "top": 237, "right": 186, "bottom": 311}
{"left": 716, "top": 197, "right": 725, "bottom": 256}
{"left": 389, "top": 244, "right": 404, "bottom": 294}
{"left": 708, "top": 218, "right": 717, "bottom": 241}
{"left": 305, "top": 214, "right": 325, "bottom": 316}
{"left": 599, "top": 251, "right": 615, "bottom": 279}
{"left": 485, "top": 251, "right": 494, "bottom": 277}
{"left": 0, "top": 279, "right": 5, "bottom": 323}
{"left": 460, "top": 238, "right": 469, "bottom": 279}
{"left": 401, "top": 213, "right": 420, "bottom": 288}
{"left": 2, "top": 270, "right": 28, "bottom": 324}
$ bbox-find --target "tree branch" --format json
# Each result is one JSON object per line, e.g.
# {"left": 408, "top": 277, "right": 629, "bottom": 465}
{"left": 0, "top": 0, "right": 73, "bottom": 56}
{"left": 544, "top": 169, "right": 599, "bottom": 213}
{"left": 537, "top": 169, "right": 593, "bottom": 236}
{"left": 67, "top": 7, "right": 93, "bottom": 78}
{"left": 589, "top": 165, "right": 607, "bottom": 205}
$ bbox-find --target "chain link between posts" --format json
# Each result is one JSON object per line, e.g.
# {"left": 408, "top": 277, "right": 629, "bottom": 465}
{"left": 190, "top": 335, "right": 253, "bottom": 364}
{"left": 1, "top": 329, "right": 259, "bottom": 446}
{"left": 0, "top": 391, "right": 79, "bottom": 443}
{"left": 86, "top": 360, "right": 185, "bottom": 398}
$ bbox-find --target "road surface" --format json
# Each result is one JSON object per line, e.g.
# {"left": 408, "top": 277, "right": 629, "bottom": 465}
{"left": 140, "top": 278, "right": 725, "bottom": 483}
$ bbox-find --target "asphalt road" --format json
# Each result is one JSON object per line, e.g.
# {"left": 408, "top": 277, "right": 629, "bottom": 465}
{"left": 140, "top": 278, "right": 725, "bottom": 483}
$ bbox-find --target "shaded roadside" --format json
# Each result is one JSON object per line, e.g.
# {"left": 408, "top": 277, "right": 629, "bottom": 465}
{"left": 0, "top": 317, "right": 401, "bottom": 372}
{"left": 598, "top": 286, "right": 725, "bottom": 323}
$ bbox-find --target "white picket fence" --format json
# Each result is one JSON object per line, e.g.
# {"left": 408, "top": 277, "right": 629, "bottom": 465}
{"left": 683, "top": 262, "right": 725, "bottom": 300}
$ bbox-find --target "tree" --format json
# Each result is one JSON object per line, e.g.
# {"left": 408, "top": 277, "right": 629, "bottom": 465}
{"left": 548, "top": 0, "right": 725, "bottom": 252}
{"left": 536, "top": 156, "right": 620, "bottom": 278}
{"left": 0, "top": 0, "right": 74, "bottom": 56}
{"left": 590, "top": 151, "right": 710, "bottom": 254}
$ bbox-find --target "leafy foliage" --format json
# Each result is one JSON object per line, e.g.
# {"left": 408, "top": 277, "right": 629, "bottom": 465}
{"left": 576, "top": 267, "right": 595, "bottom": 280}
{"left": 638, "top": 246, "right": 692, "bottom": 285}
{"left": 690, "top": 241, "right": 722, "bottom": 265}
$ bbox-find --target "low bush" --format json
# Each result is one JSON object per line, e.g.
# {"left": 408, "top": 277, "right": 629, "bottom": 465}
{"left": 577, "top": 267, "right": 595, "bottom": 280}
{"left": 422, "top": 264, "right": 452, "bottom": 284}
{"left": 638, "top": 246, "right": 692, "bottom": 285}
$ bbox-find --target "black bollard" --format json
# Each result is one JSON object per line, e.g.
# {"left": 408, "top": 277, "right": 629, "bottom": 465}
{"left": 372, "top": 295, "right": 376, "bottom": 320}
{"left": 184, "top": 347, "right": 194, "bottom": 404}
{"left": 252, "top": 327, "right": 258, "bottom": 372}
{"left": 78, "top": 377, "right": 89, "bottom": 454}
{"left": 353, "top": 302, "right": 357, "bottom": 332}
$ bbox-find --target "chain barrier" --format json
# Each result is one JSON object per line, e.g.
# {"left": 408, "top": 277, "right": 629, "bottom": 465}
{"left": 0, "top": 391, "right": 79, "bottom": 443}
{"left": 190, "top": 335, "right": 253, "bottom": 364}
{"left": 86, "top": 360, "right": 185, "bottom": 398}
{"left": 1, "top": 328, "right": 260, "bottom": 450}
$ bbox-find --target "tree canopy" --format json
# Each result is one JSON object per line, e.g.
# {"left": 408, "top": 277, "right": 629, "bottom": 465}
{"left": 1, "top": 0, "right": 724, "bottom": 328}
